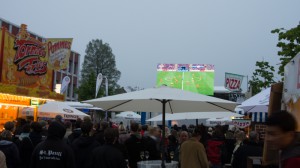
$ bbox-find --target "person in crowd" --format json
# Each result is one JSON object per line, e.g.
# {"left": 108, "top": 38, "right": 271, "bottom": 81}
{"left": 14, "top": 118, "right": 26, "bottom": 138}
{"left": 231, "top": 130, "right": 245, "bottom": 165}
{"left": 88, "top": 128, "right": 127, "bottom": 168}
{"left": 38, "top": 120, "right": 48, "bottom": 138}
{"left": 266, "top": 110, "right": 300, "bottom": 168}
{"left": 206, "top": 125, "right": 225, "bottom": 168}
{"left": 168, "top": 129, "right": 178, "bottom": 154}
{"left": 112, "top": 128, "right": 128, "bottom": 161}
{"left": 125, "top": 122, "right": 145, "bottom": 168}
{"left": 232, "top": 131, "right": 263, "bottom": 168}
{"left": 30, "top": 121, "right": 76, "bottom": 168}
{"left": 222, "top": 130, "right": 236, "bottom": 166}
{"left": 173, "top": 131, "right": 189, "bottom": 167}
{"left": 64, "top": 121, "right": 72, "bottom": 139}
{"left": 93, "top": 121, "right": 109, "bottom": 145}
{"left": 180, "top": 126, "right": 209, "bottom": 168}
{"left": 71, "top": 120, "right": 100, "bottom": 168}
{"left": 173, "top": 124, "right": 179, "bottom": 132}
{"left": 0, "top": 150, "right": 7, "bottom": 168}
{"left": 0, "top": 130, "right": 21, "bottom": 168}
{"left": 118, "top": 124, "right": 130, "bottom": 144}
{"left": 199, "top": 124, "right": 211, "bottom": 148}
{"left": 29, "top": 122, "right": 43, "bottom": 147}
{"left": 143, "top": 127, "right": 161, "bottom": 160}
{"left": 55, "top": 115, "right": 64, "bottom": 124}
{"left": 141, "top": 124, "right": 148, "bottom": 137}
{"left": 4, "top": 121, "right": 15, "bottom": 133}
{"left": 67, "top": 118, "right": 82, "bottom": 144}
{"left": 16, "top": 124, "right": 32, "bottom": 168}
{"left": 181, "top": 124, "right": 188, "bottom": 132}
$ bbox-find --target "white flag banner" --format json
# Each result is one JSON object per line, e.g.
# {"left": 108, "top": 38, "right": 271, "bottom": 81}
{"left": 225, "top": 72, "right": 244, "bottom": 92}
{"left": 95, "top": 73, "right": 103, "bottom": 98}
{"left": 60, "top": 76, "right": 71, "bottom": 94}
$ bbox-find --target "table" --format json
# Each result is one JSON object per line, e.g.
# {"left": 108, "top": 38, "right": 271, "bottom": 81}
{"left": 137, "top": 160, "right": 178, "bottom": 168}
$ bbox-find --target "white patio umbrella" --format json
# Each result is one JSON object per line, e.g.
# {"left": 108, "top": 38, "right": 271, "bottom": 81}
{"left": 237, "top": 87, "right": 270, "bottom": 113}
{"left": 83, "top": 86, "right": 237, "bottom": 167}
{"left": 38, "top": 101, "right": 90, "bottom": 120}
{"left": 116, "top": 111, "right": 141, "bottom": 120}
{"left": 147, "top": 112, "right": 243, "bottom": 121}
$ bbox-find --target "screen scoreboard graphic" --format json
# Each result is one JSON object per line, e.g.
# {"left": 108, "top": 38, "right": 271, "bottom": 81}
{"left": 156, "top": 64, "right": 215, "bottom": 95}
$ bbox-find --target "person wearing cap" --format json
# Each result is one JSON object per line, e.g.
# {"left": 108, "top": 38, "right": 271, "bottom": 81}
{"left": 180, "top": 126, "right": 209, "bottom": 168}
{"left": 30, "top": 121, "right": 76, "bottom": 168}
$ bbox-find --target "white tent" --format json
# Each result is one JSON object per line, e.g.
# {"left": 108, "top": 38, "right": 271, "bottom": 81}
{"left": 237, "top": 87, "right": 270, "bottom": 113}
{"left": 38, "top": 102, "right": 90, "bottom": 120}
{"left": 116, "top": 111, "right": 141, "bottom": 120}
{"left": 147, "top": 112, "right": 243, "bottom": 121}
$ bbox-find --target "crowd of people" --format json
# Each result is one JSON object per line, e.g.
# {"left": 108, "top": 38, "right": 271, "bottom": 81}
{"left": 0, "top": 110, "right": 299, "bottom": 168}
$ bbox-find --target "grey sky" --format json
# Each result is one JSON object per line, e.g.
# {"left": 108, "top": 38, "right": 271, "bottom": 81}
{"left": 1, "top": 1, "right": 299, "bottom": 92}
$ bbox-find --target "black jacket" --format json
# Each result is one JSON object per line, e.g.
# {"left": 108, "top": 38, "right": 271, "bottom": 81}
{"left": 88, "top": 144, "right": 127, "bottom": 168}
{"left": 30, "top": 122, "right": 76, "bottom": 168}
{"left": 124, "top": 134, "right": 145, "bottom": 168}
{"left": 232, "top": 141, "right": 263, "bottom": 168}
{"left": 0, "top": 140, "right": 20, "bottom": 168}
{"left": 71, "top": 136, "right": 100, "bottom": 168}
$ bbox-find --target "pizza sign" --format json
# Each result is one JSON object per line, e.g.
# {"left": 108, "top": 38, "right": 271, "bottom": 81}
{"left": 225, "top": 72, "right": 244, "bottom": 92}
{"left": 232, "top": 119, "right": 251, "bottom": 128}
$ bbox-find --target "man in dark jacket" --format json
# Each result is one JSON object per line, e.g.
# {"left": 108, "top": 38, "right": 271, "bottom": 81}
{"left": 30, "top": 121, "right": 76, "bottom": 168}
{"left": 71, "top": 120, "right": 100, "bottom": 168}
{"left": 232, "top": 131, "right": 263, "bottom": 168}
{"left": 88, "top": 128, "right": 127, "bottom": 168}
{"left": 266, "top": 110, "right": 300, "bottom": 168}
{"left": 125, "top": 122, "right": 145, "bottom": 168}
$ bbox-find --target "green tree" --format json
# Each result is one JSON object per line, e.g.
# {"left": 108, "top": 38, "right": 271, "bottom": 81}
{"left": 78, "top": 39, "right": 121, "bottom": 101}
{"left": 249, "top": 61, "right": 276, "bottom": 95}
{"left": 271, "top": 24, "right": 300, "bottom": 77}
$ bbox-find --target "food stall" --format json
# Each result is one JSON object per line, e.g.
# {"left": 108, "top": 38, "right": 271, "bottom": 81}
{"left": 0, "top": 24, "right": 70, "bottom": 130}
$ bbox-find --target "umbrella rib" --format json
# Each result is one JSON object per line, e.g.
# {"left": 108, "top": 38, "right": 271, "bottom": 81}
{"left": 167, "top": 101, "right": 173, "bottom": 114}
{"left": 206, "top": 102, "right": 233, "bottom": 112}
{"left": 107, "top": 100, "right": 133, "bottom": 111}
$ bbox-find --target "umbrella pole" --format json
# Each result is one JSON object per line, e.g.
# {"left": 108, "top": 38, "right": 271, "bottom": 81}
{"left": 161, "top": 100, "right": 166, "bottom": 168}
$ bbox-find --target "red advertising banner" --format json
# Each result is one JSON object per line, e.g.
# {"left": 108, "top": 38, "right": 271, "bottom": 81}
{"left": 0, "top": 25, "right": 64, "bottom": 100}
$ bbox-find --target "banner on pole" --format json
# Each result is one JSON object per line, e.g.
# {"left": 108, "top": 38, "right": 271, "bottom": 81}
{"left": 60, "top": 76, "right": 70, "bottom": 94}
{"left": 225, "top": 72, "right": 244, "bottom": 92}
{"left": 95, "top": 73, "right": 103, "bottom": 98}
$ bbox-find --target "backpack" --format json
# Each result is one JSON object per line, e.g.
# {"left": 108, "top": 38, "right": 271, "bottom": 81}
{"left": 206, "top": 140, "right": 224, "bottom": 164}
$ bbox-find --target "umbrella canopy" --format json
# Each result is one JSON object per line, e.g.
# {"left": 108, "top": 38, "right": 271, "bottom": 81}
{"left": 38, "top": 101, "right": 90, "bottom": 120}
{"left": 116, "top": 111, "right": 141, "bottom": 120}
{"left": 237, "top": 87, "right": 270, "bottom": 113}
{"left": 84, "top": 86, "right": 237, "bottom": 113}
{"left": 83, "top": 86, "right": 237, "bottom": 167}
{"left": 147, "top": 112, "right": 243, "bottom": 121}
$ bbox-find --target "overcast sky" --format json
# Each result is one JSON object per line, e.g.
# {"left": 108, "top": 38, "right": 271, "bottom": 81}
{"left": 1, "top": 1, "right": 299, "bottom": 92}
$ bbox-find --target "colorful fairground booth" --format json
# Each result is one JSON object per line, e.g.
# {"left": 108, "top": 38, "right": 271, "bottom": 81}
{"left": 0, "top": 24, "right": 73, "bottom": 130}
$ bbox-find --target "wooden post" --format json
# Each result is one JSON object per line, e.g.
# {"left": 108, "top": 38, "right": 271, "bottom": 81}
{"left": 262, "top": 83, "right": 283, "bottom": 166}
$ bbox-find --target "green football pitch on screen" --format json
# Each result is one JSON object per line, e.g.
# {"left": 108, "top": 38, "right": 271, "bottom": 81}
{"left": 156, "top": 71, "right": 214, "bottom": 95}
